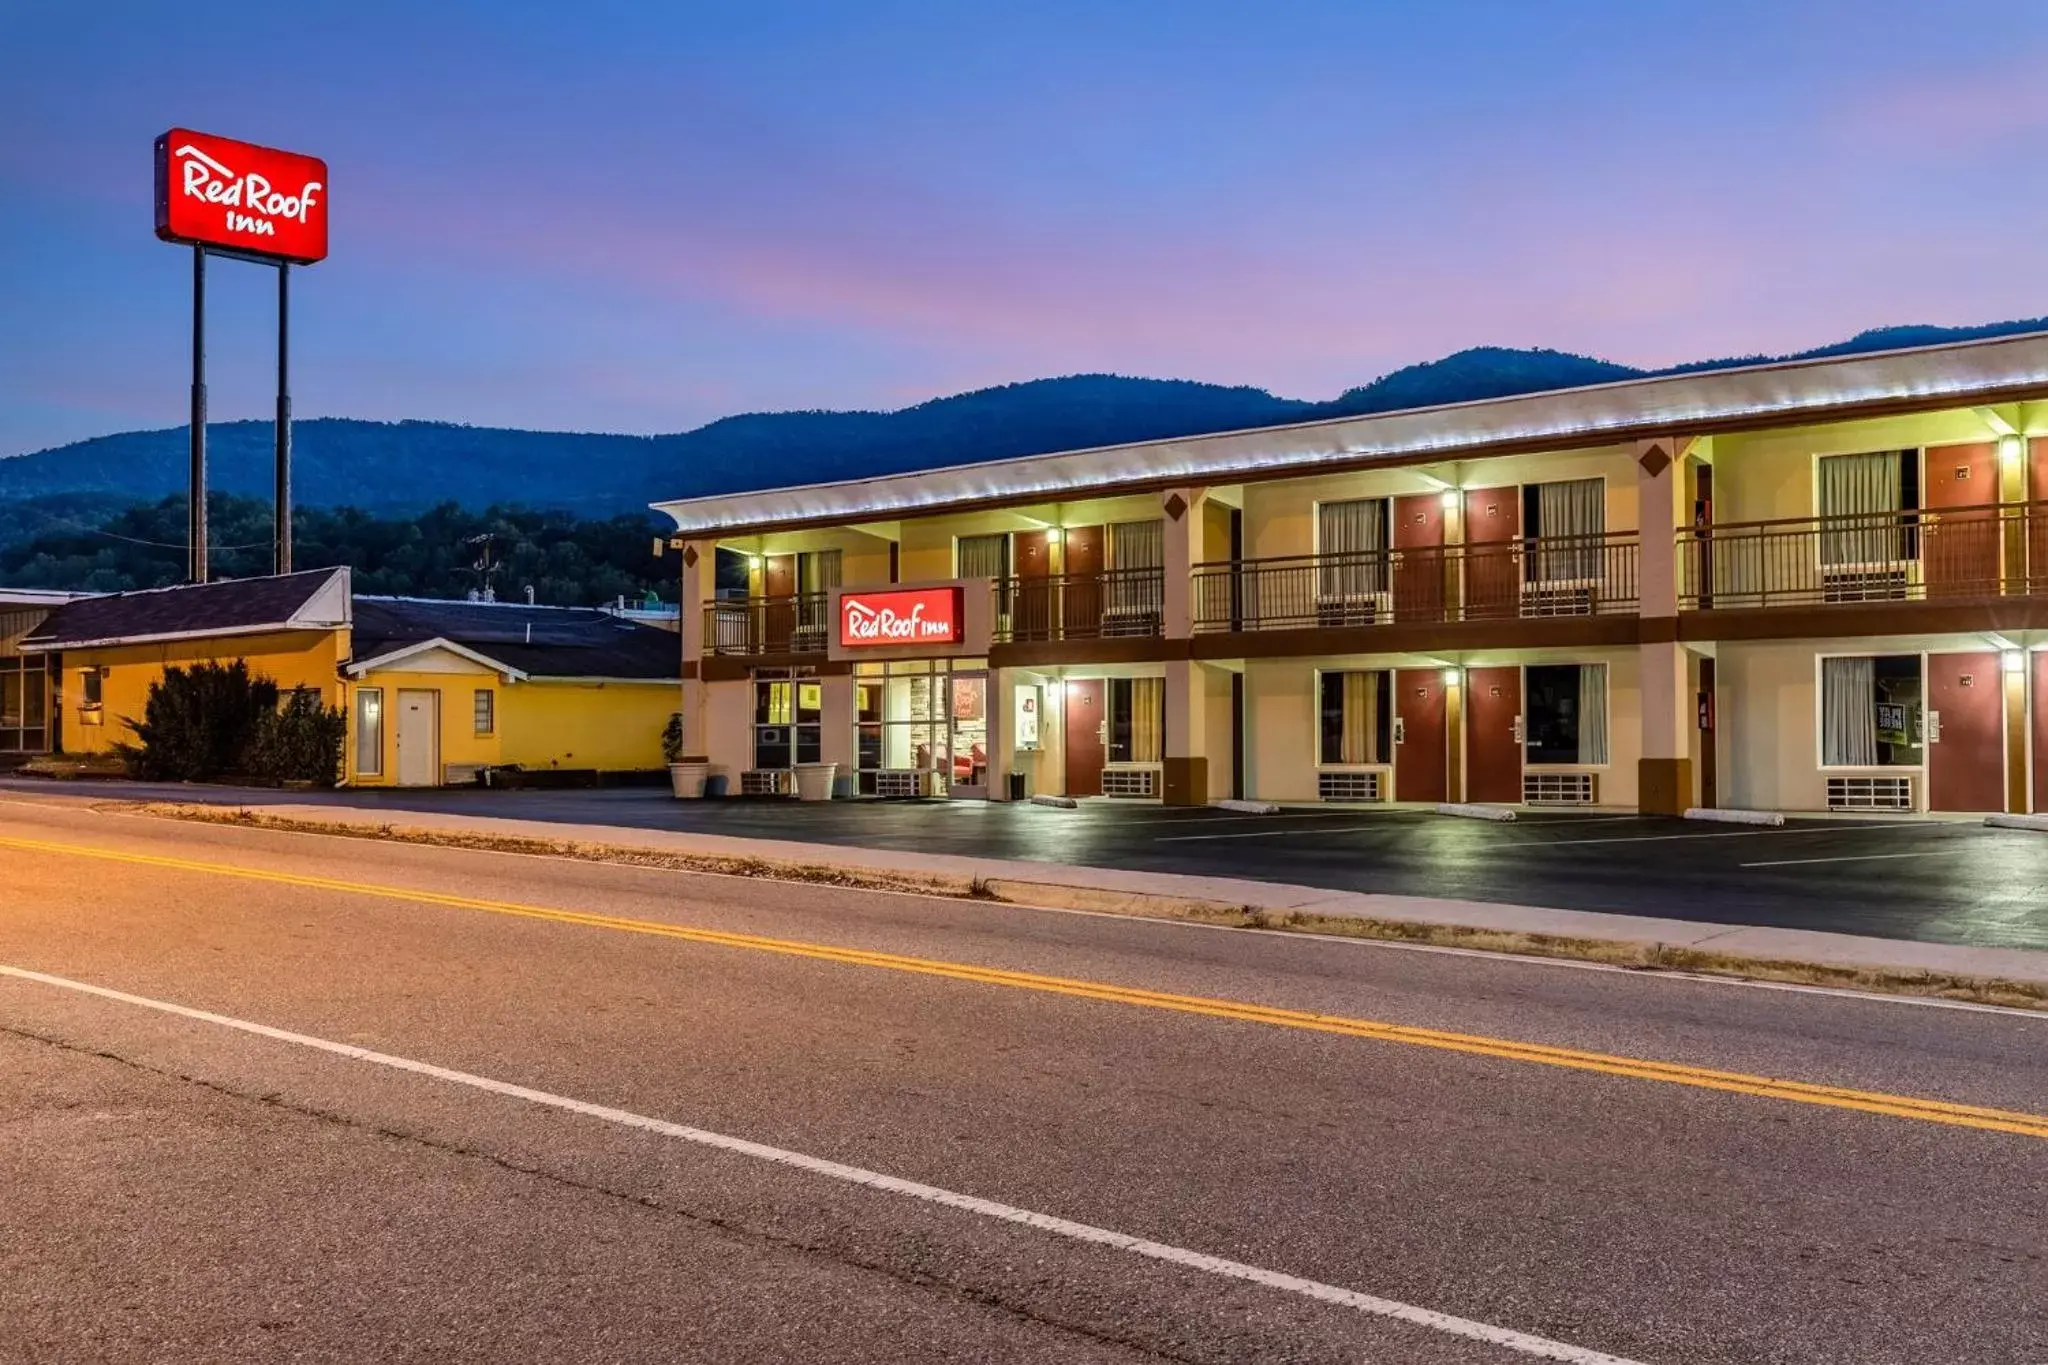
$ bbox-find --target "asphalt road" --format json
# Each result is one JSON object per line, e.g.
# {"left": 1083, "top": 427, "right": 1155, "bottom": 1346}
{"left": 1, "top": 799, "right": 2044, "bottom": 1364}
{"left": 13, "top": 779, "right": 2045, "bottom": 949}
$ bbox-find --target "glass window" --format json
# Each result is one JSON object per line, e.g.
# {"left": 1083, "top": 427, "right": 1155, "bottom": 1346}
{"left": 473, "top": 688, "right": 495, "bottom": 736}
{"left": 1821, "top": 654, "right": 1922, "bottom": 767}
{"left": 1107, "top": 677, "right": 1164, "bottom": 764}
{"left": 752, "top": 669, "right": 824, "bottom": 772}
{"left": 81, "top": 669, "right": 103, "bottom": 708}
{"left": 1317, "top": 670, "right": 1392, "bottom": 765}
{"left": 1525, "top": 663, "right": 1609, "bottom": 765}
{"left": 355, "top": 688, "right": 384, "bottom": 777}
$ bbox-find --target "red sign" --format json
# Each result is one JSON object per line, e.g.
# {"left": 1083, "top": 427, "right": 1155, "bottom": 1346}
{"left": 155, "top": 128, "right": 328, "bottom": 263}
{"left": 840, "top": 587, "right": 964, "bottom": 648}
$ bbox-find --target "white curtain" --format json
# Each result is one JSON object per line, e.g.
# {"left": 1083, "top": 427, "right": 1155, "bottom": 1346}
{"left": 1341, "top": 671, "right": 1381, "bottom": 764}
{"left": 1821, "top": 656, "right": 1879, "bottom": 765}
{"left": 1577, "top": 663, "right": 1609, "bottom": 765}
{"left": 1535, "top": 479, "right": 1605, "bottom": 582}
{"left": 957, "top": 534, "right": 1008, "bottom": 581}
{"left": 1128, "top": 676, "right": 1164, "bottom": 763}
{"left": 1109, "top": 520, "right": 1165, "bottom": 619}
{"left": 796, "top": 550, "right": 841, "bottom": 628}
{"left": 1318, "top": 498, "right": 1389, "bottom": 599}
{"left": 1819, "top": 452, "right": 1903, "bottom": 566}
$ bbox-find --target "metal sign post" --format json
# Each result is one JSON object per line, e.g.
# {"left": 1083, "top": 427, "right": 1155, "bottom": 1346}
{"left": 189, "top": 245, "right": 208, "bottom": 583}
{"left": 275, "top": 261, "right": 291, "bottom": 576}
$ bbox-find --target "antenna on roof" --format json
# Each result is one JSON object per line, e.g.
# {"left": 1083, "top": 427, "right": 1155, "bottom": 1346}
{"left": 524, "top": 584, "right": 536, "bottom": 605}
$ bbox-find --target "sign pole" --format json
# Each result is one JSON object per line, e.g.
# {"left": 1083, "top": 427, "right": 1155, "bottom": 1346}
{"left": 274, "top": 261, "right": 291, "bottom": 576}
{"left": 189, "top": 244, "right": 208, "bottom": 584}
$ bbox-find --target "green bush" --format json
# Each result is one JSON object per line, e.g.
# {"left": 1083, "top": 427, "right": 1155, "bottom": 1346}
{"left": 661, "top": 712, "right": 685, "bottom": 765}
{"left": 245, "top": 689, "right": 347, "bottom": 786}
{"left": 119, "top": 660, "right": 345, "bottom": 786}
{"left": 120, "top": 660, "right": 277, "bottom": 781}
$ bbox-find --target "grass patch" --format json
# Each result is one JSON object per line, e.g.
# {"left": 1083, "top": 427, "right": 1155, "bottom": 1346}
{"left": 119, "top": 800, "right": 2047, "bottom": 1012}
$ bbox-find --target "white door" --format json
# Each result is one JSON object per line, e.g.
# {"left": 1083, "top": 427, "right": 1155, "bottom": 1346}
{"left": 395, "top": 689, "right": 439, "bottom": 787}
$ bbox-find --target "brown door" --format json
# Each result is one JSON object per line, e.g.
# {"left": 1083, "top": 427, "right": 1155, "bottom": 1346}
{"left": 1392, "top": 493, "right": 1446, "bottom": 622}
{"left": 1062, "top": 525, "right": 1103, "bottom": 640}
{"left": 1465, "top": 665, "right": 1523, "bottom": 804}
{"left": 1692, "top": 464, "right": 1715, "bottom": 610}
{"left": 1697, "top": 655, "right": 1718, "bottom": 810}
{"left": 1922, "top": 443, "right": 2000, "bottom": 598}
{"left": 763, "top": 554, "right": 796, "bottom": 651}
{"left": 1014, "top": 530, "right": 1053, "bottom": 641}
{"left": 1063, "top": 678, "right": 1106, "bottom": 796}
{"left": 1463, "top": 487, "right": 1520, "bottom": 620}
{"left": 2035, "top": 652, "right": 2048, "bottom": 814}
{"left": 1927, "top": 651, "right": 2005, "bottom": 812}
{"left": 2031, "top": 439, "right": 2048, "bottom": 592}
{"left": 1393, "top": 667, "right": 1448, "bottom": 802}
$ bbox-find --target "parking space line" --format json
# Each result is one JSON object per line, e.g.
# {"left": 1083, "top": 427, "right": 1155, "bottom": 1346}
{"left": 1156, "top": 824, "right": 1392, "bottom": 842}
{"left": 1493, "top": 822, "right": 1931, "bottom": 850}
{"left": 0, "top": 964, "right": 1649, "bottom": 1364}
{"left": 1742, "top": 849, "right": 1975, "bottom": 869}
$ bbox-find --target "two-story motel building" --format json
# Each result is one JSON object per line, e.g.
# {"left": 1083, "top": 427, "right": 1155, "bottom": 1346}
{"left": 657, "top": 333, "right": 2048, "bottom": 816}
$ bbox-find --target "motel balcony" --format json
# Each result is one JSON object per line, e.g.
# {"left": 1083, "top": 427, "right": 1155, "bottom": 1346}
{"left": 706, "top": 593, "right": 833, "bottom": 656}
{"left": 989, "top": 567, "right": 1167, "bottom": 644}
{"left": 1679, "top": 501, "right": 2048, "bottom": 611}
{"left": 1190, "top": 532, "right": 1640, "bottom": 633}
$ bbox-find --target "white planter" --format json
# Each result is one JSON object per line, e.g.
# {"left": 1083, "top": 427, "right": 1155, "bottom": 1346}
{"left": 793, "top": 762, "right": 838, "bottom": 802}
{"left": 669, "top": 761, "right": 712, "bottom": 799}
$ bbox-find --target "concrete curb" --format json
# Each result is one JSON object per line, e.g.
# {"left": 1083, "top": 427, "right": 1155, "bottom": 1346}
{"left": 1987, "top": 813, "right": 2048, "bottom": 833}
{"left": 62, "top": 793, "right": 2048, "bottom": 996}
{"left": 1436, "top": 802, "right": 1517, "bottom": 822}
{"left": 1685, "top": 808, "right": 1786, "bottom": 827}
{"left": 1029, "top": 794, "right": 1079, "bottom": 810}
{"left": 1215, "top": 799, "right": 1280, "bottom": 814}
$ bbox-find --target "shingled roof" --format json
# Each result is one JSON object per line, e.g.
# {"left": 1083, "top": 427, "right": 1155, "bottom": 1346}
{"left": 18, "top": 568, "right": 350, "bottom": 651}
{"left": 347, "top": 597, "right": 679, "bottom": 680}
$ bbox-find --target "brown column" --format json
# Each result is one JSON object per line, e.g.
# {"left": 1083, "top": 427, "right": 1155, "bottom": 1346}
{"left": 1636, "top": 436, "right": 1695, "bottom": 814}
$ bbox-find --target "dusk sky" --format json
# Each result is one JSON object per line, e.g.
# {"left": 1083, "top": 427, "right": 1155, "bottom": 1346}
{"left": 7, "top": 0, "right": 2048, "bottom": 457}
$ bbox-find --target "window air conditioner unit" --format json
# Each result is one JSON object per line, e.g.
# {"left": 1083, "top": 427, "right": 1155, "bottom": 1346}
{"left": 741, "top": 769, "right": 794, "bottom": 796}
{"left": 1826, "top": 774, "right": 1914, "bottom": 811}
{"left": 1318, "top": 769, "right": 1386, "bottom": 802}
{"left": 1524, "top": 771, "right": 1597, "bottom": 805}
{"left": 1101, "top": 766, "right": 1159, "bottom": 798}
{"left": 1521, "top": 580, "right": 1597, "bottom": 617}
{"left": 1316, "top": 593, "right": 1392, "bottom": 627}
{"left": 1821, "top": 563, "right": 1916, "bottom": 604}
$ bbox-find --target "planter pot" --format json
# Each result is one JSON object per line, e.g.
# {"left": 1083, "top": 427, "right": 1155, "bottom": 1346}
{"left": 669, "top": 760, "right": 713, "bottom": 799}
{"left": 793, "top": 762, "right": 839, "bottom": 802}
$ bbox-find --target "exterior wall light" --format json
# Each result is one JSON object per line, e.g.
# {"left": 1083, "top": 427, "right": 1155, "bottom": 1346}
{"left": 1439, "top": 490, "right": 1461, "bottom": 511}
{"left": 1441, "top": 666, "right": 1460, "bottom": 685}
{"left": 2005, "top": 649, "right": 2026, "bottom": 675}
{"left": 2000, "top": 434, "right": 2023, "bottom": 466}
{"left": 1047, "top": 527, "right": 1064, "bottom": 543}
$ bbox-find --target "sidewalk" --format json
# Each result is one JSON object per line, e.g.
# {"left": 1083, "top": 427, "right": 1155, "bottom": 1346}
{"left": 25, "top": 787, "right": 2047, "bottom": 996}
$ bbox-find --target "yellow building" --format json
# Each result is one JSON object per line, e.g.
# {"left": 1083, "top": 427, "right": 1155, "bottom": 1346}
{"left": 20, "top": 570, "right": 681, "bottom": 786}
{"left": 656, "top": 333, "right": 2048, "bottom": 815}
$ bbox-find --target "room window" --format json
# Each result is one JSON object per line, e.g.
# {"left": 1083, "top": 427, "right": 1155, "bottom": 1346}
{"left": 473, "top": 688, "right": 495, "bottom": 736}
{"left": 1106, "top": 520, "right": 1165, "bottom": 624}
{"left": 1818, "top": 450, "right": 1919, "bottom": 565}
{"left": 1316, "top": 498, "right": 1390, "bottom": 599}
{"left": 1106, "top": 677, "right": 1164, "bottom": 764}
{"left": 1522, "top": 478, "right": 1606, "bottom": 582}
{"left": 753, "top": 668, "right": 823, "bottom": 770}
{"left": 1820, "top": 654, "right": 1922, "bottom": 767}
{"left": 958, "top": 534, "right": 1012, "bottom": 619}
{"left": 1318, "top": 670, "right": 1393, "bottom": 765}
{"left": 1524, "top": 663, "right": 1610, "bottom": 765}
{"left": 355, "top": 688, "right": 384, "bottom": 777}
{"left": 81, "top": 668, "right": 103, "bottom": 708}
{"left": 794, "top": 550, "right": 842, "bottom": 632}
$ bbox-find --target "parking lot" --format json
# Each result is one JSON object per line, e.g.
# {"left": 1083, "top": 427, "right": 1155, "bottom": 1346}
{"left": 15, "top": 780, "right": 2045, "bottom": 951}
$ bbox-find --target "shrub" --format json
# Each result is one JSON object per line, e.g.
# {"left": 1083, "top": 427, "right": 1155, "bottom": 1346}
{"left": 120, "top": 660, "right": 278, "bottom": 781}
{"left": 245, "top": 689, "right": 347, "bottom": 786}
{"left": 661, "top": 712, "right": 686, "bottom": 765}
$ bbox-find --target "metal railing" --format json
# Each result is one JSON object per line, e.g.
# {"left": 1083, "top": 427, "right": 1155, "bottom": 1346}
{"left": 705, "top": 593, "right": 833, "bottom": 655}
{"left": 992, "top": 568, "right": 1165, "bottom": 643}
{"left": 1679, "top": 501, "right": 2048, "bottom": 610}
{"left": 1190, "top": 533, "right": 1639, "bottom": 632}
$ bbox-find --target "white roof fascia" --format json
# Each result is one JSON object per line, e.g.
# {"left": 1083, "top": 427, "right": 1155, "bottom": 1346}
{"left": 18, "top": 620, "right": 329, "bottom": 654}
{"left": 345, "top": 637, "right": 529, "bottom": 681}
{"left": 650, "top": 331, "right": 2048, "bottom": 535}
{"left": 288, "top": 567, "right": 353, "bottom": 628}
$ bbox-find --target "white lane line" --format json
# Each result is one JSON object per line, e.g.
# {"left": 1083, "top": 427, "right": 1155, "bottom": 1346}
{"left": 0, "top": 964, "right": 1643, "bottom": 1365}
{"left": 1742, "top": 849, "right": 1975, "bottom": 869}
{"left": 1492, "top": 822, "right": 1932, "bottom": 850}
{"left": 1155, "top": 824, "right": 1393, "bottom": 842}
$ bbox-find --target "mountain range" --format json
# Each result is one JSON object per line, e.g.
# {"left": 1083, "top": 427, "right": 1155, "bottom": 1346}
{"left": 3, "top": 321, "right": 2042, "bottom": 544}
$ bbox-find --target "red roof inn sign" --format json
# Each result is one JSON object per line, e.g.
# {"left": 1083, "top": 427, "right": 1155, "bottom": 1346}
{"left": 839, "top": 587, "right": 965, "bottom": 648}
{"left": 155, "top": 129, "right": 328, "bottom": 263}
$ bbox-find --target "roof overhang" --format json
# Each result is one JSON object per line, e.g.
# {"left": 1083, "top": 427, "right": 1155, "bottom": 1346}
{"left": 345, "top": 637, "right": 529, "bottom": 681}
{"left": 651, "top": 331, "right": 2048, "bottom": 537}
{"left": 18, "top": 620, "right": 337, "bottom": 654}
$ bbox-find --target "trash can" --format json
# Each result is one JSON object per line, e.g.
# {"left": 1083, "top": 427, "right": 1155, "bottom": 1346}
{"left": 1006, "top": 770, "right": 1029, "bottom": 801}
{"left": 703, "top": 773, "right": 729, "bottom": 799}
{"left": 794, "top": 762, "right": 838, "bottom": 802}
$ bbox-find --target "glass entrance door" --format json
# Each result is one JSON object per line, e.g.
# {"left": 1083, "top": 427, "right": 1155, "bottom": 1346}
{"left": 947, "top": 671, "right": 989, "bottom": 799}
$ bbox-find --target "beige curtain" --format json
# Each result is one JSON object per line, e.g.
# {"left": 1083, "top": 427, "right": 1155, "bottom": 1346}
{"left": 1340, "top": 671, "right": 1381, "bottom": 764}
{"left": 1130, "top": 676, "right": 1164, "bottom": 763}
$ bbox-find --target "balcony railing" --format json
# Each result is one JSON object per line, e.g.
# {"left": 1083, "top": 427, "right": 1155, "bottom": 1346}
{"left": 1191, "top": 533, "right": 1639, "bottom": 632}
{"left": 706, "top": 593, "right": 832, "bottom": 655}
{"left": 1679, "top": 502, "right": 2048, "bottom": 610}
{"left": 991, "top": 568, "right": 1165, "bottom": 643}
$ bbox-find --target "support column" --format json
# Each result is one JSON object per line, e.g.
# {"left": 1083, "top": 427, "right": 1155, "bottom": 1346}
{"left": 2005, "top": 653, "right": 2028, "bottom": 814}
{"left": 1161, "top": 486, "right": 1207, "bottom": 639}
{"left": 1636, "top": 436, "right": 1694, "bottom": 813}
{"left": 1163, "top": 658, "right": 1208, "bottom": 805}
{"left": 678, "top": 540, "right": 714, "bottom": 759}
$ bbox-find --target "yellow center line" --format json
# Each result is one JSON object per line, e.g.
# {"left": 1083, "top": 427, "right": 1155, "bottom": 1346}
{"left": 5, "top": 832, "right": 2045, "bottom": 1140}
